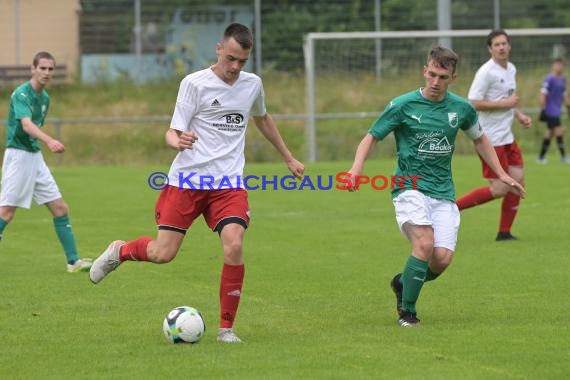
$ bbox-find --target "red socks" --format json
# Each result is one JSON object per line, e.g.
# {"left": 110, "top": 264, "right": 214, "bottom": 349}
{"left": 457, "top": 187, "right": 520, "bottom": 234}
{"left": 119, "top": 237, "right": 153, "bottom": 262}
{"left": 219, "top": 263, "right": 245, "bottom": 328}
{"left": 499, "top": 192, "right": 520, "bottom": 233}
{"left": 118, "top": 241, "right": 245, "bottom": 328}
{"left": 456, "top": 187, "right": 494, "bottom": 210}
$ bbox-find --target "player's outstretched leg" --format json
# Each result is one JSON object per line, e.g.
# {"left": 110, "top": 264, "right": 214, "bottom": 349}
{"left": 89, "top": 240, "right": 125, "bottom": 284}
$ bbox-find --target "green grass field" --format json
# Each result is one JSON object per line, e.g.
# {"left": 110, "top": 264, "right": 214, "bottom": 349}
{"left": 1, "top": 156, "right": 569, "bottom": 379}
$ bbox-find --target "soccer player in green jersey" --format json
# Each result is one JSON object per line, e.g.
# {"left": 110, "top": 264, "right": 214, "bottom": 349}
{"left": 0, "top": 52, "right": 92, "bottom": 273}
{"left": 346, "top": 45, "right": 525, "bottom": 327}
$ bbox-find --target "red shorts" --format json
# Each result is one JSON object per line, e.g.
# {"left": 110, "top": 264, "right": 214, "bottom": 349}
{"left": 155, "top": 187, "right": 250, "bottom": 234}
{"left": 479, "top": 140, "right": 524, "bottom": 179}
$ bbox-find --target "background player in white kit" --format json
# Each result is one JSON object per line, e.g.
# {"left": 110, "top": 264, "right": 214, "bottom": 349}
{"left": 89, "top": 23, "right": 305, "bottom": 343}
{"left": 456, "top": 30, "right": 532, "bottom": 241}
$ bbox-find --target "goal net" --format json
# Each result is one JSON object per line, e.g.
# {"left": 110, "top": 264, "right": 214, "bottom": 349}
{"left": 303, "top": 28, "right": 570, "bottom": 162}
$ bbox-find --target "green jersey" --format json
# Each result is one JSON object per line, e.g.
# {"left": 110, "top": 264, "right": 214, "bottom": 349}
{"left": 369, "top": 89, "right": 482, "bottom": 201}
{"left": 6, "top": 81, "right": 50, "bottom": 152}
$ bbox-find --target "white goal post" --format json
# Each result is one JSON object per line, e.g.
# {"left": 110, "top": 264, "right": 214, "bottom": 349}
{"left": 304, "top": 28, "right": 570, "bottom": 162}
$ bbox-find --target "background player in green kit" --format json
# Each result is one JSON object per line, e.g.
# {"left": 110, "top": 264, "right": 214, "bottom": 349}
{"left": 345, "top": 45, "right": 525, "bottom": 327}
{"left": 0, "top": 52, "right": 92, "bottom": 273}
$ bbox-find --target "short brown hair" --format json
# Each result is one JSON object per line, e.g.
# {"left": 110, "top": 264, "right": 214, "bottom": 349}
{"left": 33, "top": 51, "right": 55, "bottom": 67}
{"left": 487, "top": 29, "right": 510, "bottom": 47}
{"left": 223, "top": 23, "right": 253, "bottom": 50}
{"left": 427, "top": 45, "right": 459, "bottom": 74}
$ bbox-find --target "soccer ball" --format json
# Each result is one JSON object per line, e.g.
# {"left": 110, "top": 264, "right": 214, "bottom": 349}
{"left": 162, "top": 306, "right": 206, "bottom": 344}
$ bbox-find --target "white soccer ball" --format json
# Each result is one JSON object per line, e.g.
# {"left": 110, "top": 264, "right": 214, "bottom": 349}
{"left": 162, "top": 306, "right": 206, "bottom": 344}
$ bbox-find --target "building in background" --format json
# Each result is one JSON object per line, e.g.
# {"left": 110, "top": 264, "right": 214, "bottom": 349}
{"left": 80, "top": 5, "right": 253, "bottom": 83}
{"left": 0, "top": 0, "right": 80, "bottom": 76}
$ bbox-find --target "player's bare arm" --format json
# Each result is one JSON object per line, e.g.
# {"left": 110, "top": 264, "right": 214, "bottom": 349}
{"left": 21, "top": 117, "right": 64, "bottom": 153}
{"left": 346, "top": 133, "right": 377, "bottom": 191}
{"left": 514, "top": 109, "right": 532, "bottom": 128}
{"left": 473, "top": 134, "right": 525, "bottom": 198}
{"left": 253, "top": 113, "right": 305, "bottom": 179}
{"left": 165, "top": 129, "right": 197, "bottom": 151}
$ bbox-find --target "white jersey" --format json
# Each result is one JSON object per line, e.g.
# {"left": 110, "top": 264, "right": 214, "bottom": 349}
{"left": 168, "top": 68, "right": 266, "bottom": 189}
{"left": 468, "top": 58, "right": 517, "bottom": 146}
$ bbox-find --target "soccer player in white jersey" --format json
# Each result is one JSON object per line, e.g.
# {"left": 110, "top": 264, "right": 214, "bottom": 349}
{"left": 345, "top": 45, "right": 524, "bottom": 327}
{"left": 89, "top": 23, "right": 305, "bottom": 343}
{"left": 0, "top": 51, "right": 92, "bottom": 273}
{"left": 456, "top": 30, "right": 532, "bottom": 241}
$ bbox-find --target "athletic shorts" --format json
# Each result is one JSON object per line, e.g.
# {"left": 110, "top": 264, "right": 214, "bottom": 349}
{"left": 0, "top": 148, "right": 62, "bottom": 208}
{"left": 392, "top": 190, "right": 460, "bottom": 251}
{"left": 479, "top": 140, "right": 524, "bottom": 179}
{"left": 543, "top": 115, "right": 562, "bottom": 129}
{"left": 154, "top": 186, "right": 250, "bottom": 234}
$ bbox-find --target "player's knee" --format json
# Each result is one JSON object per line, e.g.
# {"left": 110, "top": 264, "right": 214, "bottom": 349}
{"left": 59, "top": 204, "right": 70, "bottom": 215}
{"left": 490, "top": 184, "right": 509, "bottom": 198}
{"left": 0, "top": 206, "right": 16, "bottom": 222}
{"left": 412, "top": 240, "right": 434, "bottom": 260}
{"left": 420, "top": 236, "right": 435, "bottom": 253}
{"left": 223, "top": 241, "right": 243, "bottom": 263}
{"left": 48, "top": 200, "right": 69, "bottom": 216}
{"left": 223, "top": 240, "right": 243, "bottom": 256}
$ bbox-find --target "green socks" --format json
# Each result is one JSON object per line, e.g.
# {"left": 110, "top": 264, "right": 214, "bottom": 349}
{"left": 401, "top": 255, "right": 428, "bottom": 313}
{"left": 53, "top": 215, "right": 79, "bottom": 264}
{"left": 425, "top": 267, "right": 441, "bottom": 282}
{"left": 1, "top": 216, "right": 79, "bottom": 263}
{"left": 0, "top": 218, "right": 7, "bottom": 241}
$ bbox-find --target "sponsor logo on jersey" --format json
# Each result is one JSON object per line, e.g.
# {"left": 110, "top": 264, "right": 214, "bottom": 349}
{"left": 222, "top": 113, "right": 244, "bottom": 124}
{"left": 418, "top": 136, "right": 453, "bottom": 155}
{"left": 415, "top": 130, "right": 443, "bottom": 140}
{"left": 211, "top": 99, "right": 221, "bottom": 107}
{"left": 212, "top": 113, "right": 246, "bottom": 132}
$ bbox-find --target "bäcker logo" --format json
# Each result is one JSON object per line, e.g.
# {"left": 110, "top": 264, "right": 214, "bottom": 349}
{"left": 147, "top": 172, "right": 422, "bottom": 191}
{"left": 418, "top": 136, "right": 453, "bottom": 155}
